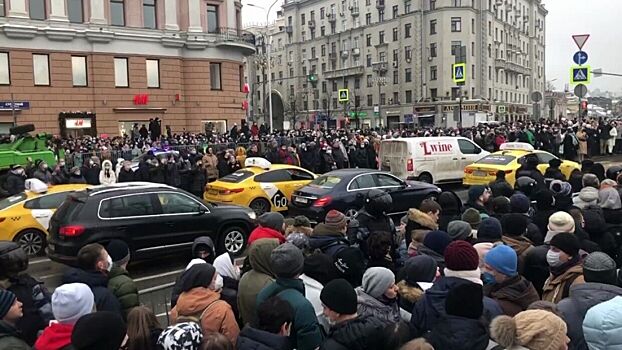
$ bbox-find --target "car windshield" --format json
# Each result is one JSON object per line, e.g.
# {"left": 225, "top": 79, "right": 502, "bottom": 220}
{"left": 219, "top": 170, "right": 255, "bottom": 183}
{"left": 0, "top": 193, "right": 27, "bottom": 210}
{"left": 477, "top": 155, "right": 516, "bottom": 166}
{"left": 309, "top": 175, "right": 342, "bottom": 188}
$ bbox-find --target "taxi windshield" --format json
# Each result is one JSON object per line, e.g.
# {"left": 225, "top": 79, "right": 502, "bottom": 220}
{"left": 0, "top": 193, "right": 28, "bottom": 210}
{"left": 477, "top": 155, "right": 516, "bottom": 166}
{"left": 310, "top": 175, "right": 342, "bottom": 188}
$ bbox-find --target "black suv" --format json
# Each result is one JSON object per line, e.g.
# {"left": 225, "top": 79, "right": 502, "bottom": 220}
{"left": 46, "top": 182, "right": 256, "bottom": 265}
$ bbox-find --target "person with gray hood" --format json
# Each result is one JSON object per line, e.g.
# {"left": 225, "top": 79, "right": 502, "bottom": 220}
{"left": 572, "top": 174, "right": 600, "bottom": 209}
{"left": 191, "top": 236, "right": 216, "bottom": 264}
{"left": 558, "top": 252, "right": 622, "bottom": 350}
{"left": 355, "top": 267, "right": 401, "bottom": 325}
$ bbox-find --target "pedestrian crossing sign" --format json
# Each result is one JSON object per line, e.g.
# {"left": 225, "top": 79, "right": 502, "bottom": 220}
{"left": 453, "top": 63, "right": 466, "bottom": 84}
{"left": 338, "top": 89, "right": 349, "bottom": 102}
{"left": 570, "top": 65, "right": 591, "bottom": 85}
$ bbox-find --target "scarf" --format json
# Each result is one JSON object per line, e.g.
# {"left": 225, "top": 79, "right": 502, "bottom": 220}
{"left": 549, "top": 255, "right": 581, "bottom": 277}
{"left": 443, "top": 267, "right": 483, "bottom": 285}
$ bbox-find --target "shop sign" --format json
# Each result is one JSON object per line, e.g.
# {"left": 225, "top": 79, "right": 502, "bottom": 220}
{"left": 384, "top": 109, "right": 401, "bottom": 115}
{"left": 420, "top": 140, "right": 454, "bottom": 156}
{"left": 133, "top": 94, "right": 149, "bottom": 105}
{"left": 442, "top": 104, "right": 479, "bottom": 112}
{"left": 66, "top": 118, "right": 92, "bottom": 129}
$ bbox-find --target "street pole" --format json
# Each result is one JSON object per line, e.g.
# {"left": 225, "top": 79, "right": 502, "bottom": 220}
{"left": 10, "top": 93, "right": 16, "bottom": 127}
{"left": 458, "top": 88, "right": 462, "bottom": 128}
{"left": 265, "top": 0, "right": 279, "bottom": 132}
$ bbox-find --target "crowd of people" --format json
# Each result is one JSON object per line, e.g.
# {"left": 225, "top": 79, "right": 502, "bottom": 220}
{"left": 4, "top": 151, "right": 622, "bottom": 349}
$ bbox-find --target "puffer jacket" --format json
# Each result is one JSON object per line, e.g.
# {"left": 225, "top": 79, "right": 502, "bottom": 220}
{"left": 202, "top": 153, "right": 219, "bottom": 180}
{"left": 309, "top": 224, "right": 350, "bottom": 258}
{"left": 582, "top": 296, "right": 622, "bottom": 350}
{"left": 404, "top": 209, "right": 439, "bottom": 249}
{"left": 237, "top": 239, "right": 277, "bottom": 326}
{"left": 572, "top": 187, "right": 599, "bottom": 209}
{"left": 319, "top": 315, "right": 386, "bottom": 350}
{"left": 426, "top": 315, "right": 491, "bottom": 350}
{"left": 237, "top": 326, "right": 291, "bottom": 350}
{"left": 107, "top": 266, "right": 139, "bottom": 318}
{"left": 485, "top": 275, "right": 540, "bottom": 317}
{"left": 542, "top": 263, "right": 585, "bottom": 304}
{"left": 558, "top": 283, "right": 622, "bottom": 350}
{"left": 355, "top": 288, "right": 401, "bottom": 325}
{"left": 61, "top": 268, "right": 122, "bottom": 315}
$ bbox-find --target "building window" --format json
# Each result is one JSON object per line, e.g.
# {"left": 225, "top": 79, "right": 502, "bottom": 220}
{"left": 301, "top": 13, "right": 305, "bottom": 24}
{"left": 143, "top": 0, "right": 156, "bottom": 29}
{"left": 367, "top": 94, "right": 373, "bottom": 106}
{"left": 392, "top": 5, "right": 398, "bottom": 18}
{"left": 321, "top": 45, "right": 326, "bottom": 56}
{"left": 321, "top": 81, "right": 327, "bottom": 93}
{"left": 110, "top": 0, "right": 125, "bottom": 26}
{"left": 355, "top": 95, "right": 361, "bottom": 107}
{"left": 430, "top": 88, "right": 437, "bottom": 99}
{"left": 0, "top": 0, "right": 5, "bottom": 17}
{"left": 311, "top": 47, "right": 316, "bottom": 58}
{"left": 0, "top": 53, "right": 9, "bottom": 85}
{"left": 379, "top": 51, "right": 386, "bottom": 62}
{"left": 392, "top": 70, "right": 398, "bottom": 84}
{"left": 32, "top": 54, "right": 50, "bottom": 86}
{"left": 29, "top": 0, "right": 46, "bottom": 20}
{"left": 453, "top": 0, "right": 461, "bottom": 6}
{"left": 451, "top": 41, "right": 462, "bottom": 55}
{"left": 320, "top": 26, "right": 325, "bottom": 36}
{"left": 405, "top": 46, "right": 412, "bottom": 61}
{"left": 67, "top": 0, "right": 83, "bottom": 23}
{"left": 378, "top": 10, "right": 384, "bottom": 22}
{"left": 380, "top": 93, "right": 385, "bottom": 105}
{"left": 404, "top": 23, "right": 411, "bottom": 38}
{"left": 366, "top": 34, "right": 372, "bottom": 46}
{"left": 451, "top": 17, "right": 462, "bottom": 32}
{"left": 393, "top": 92, "right": 399, "bottom": 104}
{"left": 393, "top": 49, "right": 398, "bottom": 62}
{"left": 366, "top": 54, "right": 372, "bottom": 67}
{"left": 320, "top": 7, "right": 324, "bottom": 19}
{"left": 210, "top": 63, "right": 221, "bottom": 90}
{"left": 430, "top": 20, "right": 437, "bottom": 34}
{"left": 430, "top": 0, "right": 436, "bottom": 10}
{"left": 332, "top": 81, "right": 338, "bottom": 92}
{"left": 114, "top": 58, "right": 129, "bottom": 87}
{"left": 405, "top": 90, "right": 412, "bottom": 103}
{"left": 405, "top": 68, "right": 412, "bottom": 82}
{"left": 430, "top": 43, "right": 437, "bottom": 57}
{"left": 146, "top": 59, "right": 160, "bottom": 88}
{"left": 207, "top": 5, "right": 219, "bottom": 33}
{"left": 367, "top": 75, "right": 372, "bottom": 87}
{"left": 392, "top": 28, "right": 398, "bottom": 41}
{"left": 471, "top": 18, "right": 475, "bottom": 34}
{"left": 471, "top": 42, "right": 475, "bottom": 56}
{"left": 379, "top": 31, "right": 384, "bottom": 44}
{"left": 354, "top": 78, "right": 360, "bottom": 89}
{"left": 430, "top": 66, "right": 437, "bottom": 80}
{"left": 365, "top": 13, "right": 371, "bottom": 25}
{"left": 71, "top": 56, "right": 87, "bottom": 87}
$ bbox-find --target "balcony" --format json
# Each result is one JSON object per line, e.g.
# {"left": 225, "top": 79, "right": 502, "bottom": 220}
{"left": 327, "top": 12, "right": 337, "bottom": 22}
{"left": 341, "top": 50, "right": 349, "bottom": 58}
{"left": 308, "top": 20, "right": 316, "bottom": 29}
{"left": 351, "top": 6, "right": 360, "bottom": 16}
{"left": 210, "top": 27, "right": 256, "bottom": 54}
{"left": 285, "top": 25, "right": 293, "bottom": 33}
{"left": 352, "top": 47, "right": 361, "bottom": 56}
{"left": 376, "top": 0, "right": 385, "bottom": 9}
{"left": 324, "top": 65, "right": 365, "bottom": 79}
{"left": 494, "top": 58, "right": 530, "bottom": 75}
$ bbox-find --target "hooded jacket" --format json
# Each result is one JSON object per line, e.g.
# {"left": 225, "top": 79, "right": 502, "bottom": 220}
{"left": 99, "top": 160, "right": 117, "bottom": 185}
{"left": 319, "top": 315, "right": 386, "bottom": 350}
{"left": 248, "top": 226, "right": 286, "bottom": 245}
{"left": 425, "top": 315, "right": 491, "bottom": 350}
{"left": 558, "top": 282, "right": 622, "bottom": 350}
{"left": 397, "top": 280, "right": 425, "bottom": 313}
{"left": 33, "top": 322, "right": 74, "bottom": 350}
{"left": 107, "top": 265, "right": 139, "bottom": 318}
{"left": 61, "top": 268, "right": 121, "bottom": 315}
{"left": 191, "top": 236, "right": 215, "bottom": 262}
{"left": 237, "top": 326, "right": 291, "bottom": 350}
{"left": 309, "top": 224, "right": 349, "bottom": 258}
{"left": 501, "top": 235, "right": 534, "bottom": 274}
{"left": 237, "top": 239, "right": 278, "bottom": 326}
{"left": 572, "top": 187, "right": 599, "bottom": 209}
{"left": 354, "top": 287, "right": 401, "bottom": 325}
{"left": 405, "top": 209, "right": 439, "bottom": 249}
{"left": 485, "top": 275, "right": 539, "bottom": 317}
{"left": 0, "top": 321, "right": 30, "bottom": 350}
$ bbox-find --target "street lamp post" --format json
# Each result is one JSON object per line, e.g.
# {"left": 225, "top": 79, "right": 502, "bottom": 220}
{"left": 372, "top": 62, "right": 388, "bottom": 129}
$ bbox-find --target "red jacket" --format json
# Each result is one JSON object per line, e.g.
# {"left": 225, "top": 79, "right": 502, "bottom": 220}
{"left": 34, "top": 323, "right": 74, "bottom": 350}
{"left": 248, "top": 226, "right": 286, "bottom": 245}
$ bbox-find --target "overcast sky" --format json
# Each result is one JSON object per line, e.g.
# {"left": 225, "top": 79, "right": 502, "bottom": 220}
{"left": 242, "top": 0, "right": 622, "bottom": 94}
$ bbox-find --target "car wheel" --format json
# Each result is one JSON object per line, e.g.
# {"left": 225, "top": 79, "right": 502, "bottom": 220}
{"left": 249, "top": 198, "right": 271, "bottom": 215}
{"left": 344, "top": 208, "right": 358, "bottom": 220}
{"left": 220, "top": 226, "right": 247, "bottom": 256}
{"left": 14, "top": 229, "right": 46, "bottom": 256}
{"left": 418, "top": 172, "right": 433, "bottom": 184}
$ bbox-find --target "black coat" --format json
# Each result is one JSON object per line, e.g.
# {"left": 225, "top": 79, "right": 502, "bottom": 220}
{"left": 237, "top": 326, "right": 291, "bottom": 350}
{"left": 489, "top": 178, "right": 514, "bottom": 199}
{"left": 6, "top": 274, "right": 53, "bottom": 345}
{"left": 61, "top": 268, "right": 122, "bottom": 316}
{"left": 117, "top": 168, "right": 135, "bottom": 183}
{"left": 319, "top": 315, "right": 386, "bottom": 350}
{"left": 189, "top": 167, "right": 207, "bottom": 194}
{"left": 4, "top": 172, "right": 25, "bottom": 195}
{"left": 83, "top": 165, "right": 101, "bottom": 185}
{"left": 425, "top": 315, "right": 491, "bottom": 350}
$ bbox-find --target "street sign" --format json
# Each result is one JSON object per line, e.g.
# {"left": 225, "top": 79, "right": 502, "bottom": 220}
{"left": 574, "top": 84, "right": 588, "bottom": 98}
{"left": 531, "top": 92, "right": 542, "bottom": 103}
{"left": 593, "top": 68, "right": 603, "bottom": 77}
{"left": 572, "top": 34, "right": 590, "bottom": 50}
{"left": 338, "top": 89, "right": 349, "bottom": 102}
{"left": 570, "top": 65, "right": 591, "bottom": 84}
{"left": 573, "top": 51, "right": 589, "bottom": 65}
{"left": 452, "top": 63, "right": 466, "bottom": 84}
{"left": 498, "top": 105, "right": 507, "bottom": 114}
{"left": 0, "top": 101, "right": 30, "bottom": 110}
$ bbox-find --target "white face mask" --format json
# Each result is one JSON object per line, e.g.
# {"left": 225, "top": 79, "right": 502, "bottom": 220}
{"left": 210, "top": 274, "right": 224, "bottom": 291}
{"left": 106, "top": 255, "right": 113, "bottom": 272}
{"left": 546, "top": 249, "right": 563, "bottom": 267}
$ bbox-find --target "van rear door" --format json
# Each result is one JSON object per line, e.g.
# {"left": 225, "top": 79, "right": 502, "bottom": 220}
{"left": 380, "top": 141, "right": 408, "bottom": 179}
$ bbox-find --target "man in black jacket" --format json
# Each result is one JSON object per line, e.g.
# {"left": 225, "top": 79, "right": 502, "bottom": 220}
{"left": 237, "top": 296, "right": 293, "bottom": 350}
{"left": 4, "top": 165, "right": 26, "bottom": 196}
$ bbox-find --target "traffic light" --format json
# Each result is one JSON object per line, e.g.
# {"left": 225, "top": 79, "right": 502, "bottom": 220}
{"left": 307, "top": 74, "right": 318, "bottom": 86}
{"left": 581, "top": 101, "right": 588, "bottom": 110}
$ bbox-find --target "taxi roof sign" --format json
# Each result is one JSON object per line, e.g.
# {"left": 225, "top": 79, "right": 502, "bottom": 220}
{"left": 570, "top": 65, "right": 591, "bottom": 85}
{"left": 338, "top": 89, "right": 349, "bottom": 102}
{"left": 244, "top": 157, "right": 272, "bottom": 170}
{"left": 452, "top": 63, "right": 466, "bottom": 84}
{"left": 499, "top": 142, "right": 535, "bottom": 152}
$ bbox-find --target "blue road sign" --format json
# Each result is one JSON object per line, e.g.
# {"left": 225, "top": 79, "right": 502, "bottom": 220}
{"left": 0, "top": 101, "right": 30, "bottom": 110}
{"left": 573, "top": 51, "right": 588, "bottom": 65}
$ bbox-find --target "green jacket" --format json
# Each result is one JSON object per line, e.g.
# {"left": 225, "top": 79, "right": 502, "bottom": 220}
{"left": 0, "top": 321, "right": 30, "bottom": 350}
{"left": 107, "top": 266, "right": 139, "bottom": 318}
{"left": 238, "top": 239, "right": 278, "bottom": 326}
{"left": 257, "top": 278, "right": 324, "bottom": 350}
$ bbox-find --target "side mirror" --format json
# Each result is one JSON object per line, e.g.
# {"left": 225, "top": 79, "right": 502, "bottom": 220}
{"left": 197, "top": 206, "right": 206, "bottom": 215}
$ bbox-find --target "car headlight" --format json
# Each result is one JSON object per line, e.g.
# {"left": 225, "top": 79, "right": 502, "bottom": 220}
{"left": 247, "top": 211, "right": 257, "bottom": 220}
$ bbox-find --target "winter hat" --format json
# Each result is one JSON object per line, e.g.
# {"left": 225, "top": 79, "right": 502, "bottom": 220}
{"left": 271, "top": 243, "right": 304, "bottom": 278}
{"left": 548, "top": 158, "right": 562, "bottom": 168}
{"left": 334, "top": 247, "right": 366, "bottom": 287}
{"left": 583, "top": 252, "right": 618, "bottom": 285}
{"left": 501, "top": 213, "right": 528, "bottom": 237}
{"left": 468, "top": 185, "right": 487, "bottom": 203}
{"left": 550, "top": 180, "right": 572, "bottom": 196}
{"left": 477, "top": 217, "right": 503, "bottom": 241}
{"left": 293, "top": 215, "right": 312, "bottom": 227}
{"left": 550, "top": 232, "right": 580, "bottom": 257}
{"left": 304, "top": 253, "right": 338, "bottom": 285}
{"left": 447, "top": 221, "right": 472, "bottom": 241}
{"left": 438, "top": 192, "right": 461, "bottom": 211}
{"left": 71, "top": 311, "right": 127, "bottom": 350}
{"left": 179, "top": 263, "right": 216, "bottom": 292}
{"left": 547, "top": 211, "right": 575, "bottom": 236}
{"left": 583, "top": 296, "right": 622, "bottom": 350}
{"left": 52, "top": 283, "right": 95, "bottom": 325}
{"left": 403, "top": 255, "right": 438, "bottom": 286}
{"left": 0, "top": 289, "right": 16, "bottom": 319}
{"left": 510, "top": 193, "right": 530, "bottom": 214}
{"left": 258, "top": 212, "right": 285, "bottom": 232}
{"left": 362, "top": 267, "right": 396, "bottom": 299}
{"left": 473, "top": 242, "right": 494, "bottom": 267}
{"left": 444, "top": 240, "right": 479, "bottom": 271}
{"left": 490, "top": 310, "right": 568, "bottom": 350}
{"left": 445, "top": 282, "right": 483, "bottom": 319}
{"left": 462, "top": 208, "right": 482, "bottom": 228}
{"left": 491, "top": 196, "right": 511, "bottom": 214}
{"left": 106, "top": 239, "right": 130, "bottom": 266}
{"left": 286, "top": 232, "right": 310, "bottom": 249}
{"left": 485, "top": 245, "right": 518, "bottom": 277}
{"left": 157, "top": 322, "right": 203, "bottom": 350}
{"left": 423, "top": 230, "right": 452, "bottom": 256}
{"left": 534, "top": 190, "right": 556, "bottom": 210}
{"left": 582, "top": 173, "right": 600, "bottom": 188}
{"left": 320, "top": 278, "right": 358, "bottom": 314}
{"left": 324, "top": 210, "right": 347, "bottom": 229}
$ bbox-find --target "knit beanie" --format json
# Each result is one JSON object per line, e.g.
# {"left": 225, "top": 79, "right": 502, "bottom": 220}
{"left": 362, "top": 267, "right": 395, "bottom": 299}
{"left": 468, "top": 185, "right": 487, "bottom": 203}
{"left": 423, "top": 230, "right": 452, "bottom": 255}
{"left": 444, "top": 240, "right": 479, "bottom": 271}
{"left": 293, "top": 215, "right": 312, "bottom": 227}
{"left": 501, "top": 213, "right": 528, "bottom": 237}
{"left": 271, "top": 243, "right": 304, "bottom": 278}
{"left": 0, "top": 289, "right": 16, "bottom": 319}
{"left": 490, "top": 310, "right": 568, "bottom": 350}
{"left": 550, "top": 232, "right": 580, "bottom": 257}
{"left": 510, "top": 193, "right": 530, "bottom": 214}
{"left": 583, "top": 252, "right": 618, "bottom": 285}
{"left": 547, "top": 211, "right": 575, "bottom": 237}
{"left": 334, "top": 247, "right": 366, "bottom": 288}
{"left": 473, "top": 242, "right": 494, "bottom": 267}
{"left": 446, "top": 282, "right": 483, "bottom": 319}
{"left": 258, "top": 212, "right": 285, "bottom": 232}
{"left": 447, "top": 221, "right": 472, "bottom": 241}
{"left": 485, "top": 245, "right": 518, "bottom": 277}
{"left": 324, "top": 210, "right": 347, "bottom": 230}
{"left": 550, "top": 180, "right": 572, "bottom": 196}
{"left": 462, "top": 208, "right": 482, "bottom": 228}
{"left": 106, "top": 239, "right": 130, "bottom": 266}
{"left": 71, "top": 311, "right": 127, "bottom": 350}
{"left": 320, "top": 278, "right": 358, "bottom": 314}
{"left": 157, "top": 322, "right": 203, "bottom": 350}
{"left": 304, "top": 253, "right": 338, "bottom": 286}
{"left": 52, "top": 283, "right": 95, "bottom": 325}
{"left": 403, "top": 255, "right": 438, "bottom": 286}
{"left": 477, "top": 217, "right": 503, "bottom": 241}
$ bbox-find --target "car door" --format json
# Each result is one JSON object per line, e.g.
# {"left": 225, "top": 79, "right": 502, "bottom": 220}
{"left": 282, "top": 168, "right": 316, "bottom": 201}
{"left": 156, "top": 191, "right": 211, "bottom": 244}
{"left": 346, "top": 173, "right": 377, "bottom": 213}
{"left": 535, "top": 152, "right": 556, "bottom": 175}
{"left": 254, "top": 169, "right": 295, "bottom": 211}
{"left": 24, "top": 192, "right": 73, "bottom": 230}
{"left": 457, "top": 139, "right": 484, "bottom": 173}
{"left": 372, "top": 173, "right": 409, "bottom": 214}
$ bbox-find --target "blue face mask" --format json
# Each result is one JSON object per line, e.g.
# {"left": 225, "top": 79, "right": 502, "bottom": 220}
{"left": 482, "top": 271, "right": 496, "bottom": 285}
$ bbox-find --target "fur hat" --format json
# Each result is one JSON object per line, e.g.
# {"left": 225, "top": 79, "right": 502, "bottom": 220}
{"left": 490, "top": 310, "right": 568, "bottom": 350}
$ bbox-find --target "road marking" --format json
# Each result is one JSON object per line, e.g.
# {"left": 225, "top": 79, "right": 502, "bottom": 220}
{"left": 30, "top": 258, "right": 51, "bottom": 265}
{"left": 134, "top": 269, "right": 184, "bottom": 282}
{"left": 38, "top": 273, "right": 62, "bottom": 280}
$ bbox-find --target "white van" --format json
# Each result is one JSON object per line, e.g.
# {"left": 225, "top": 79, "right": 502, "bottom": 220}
{"left": 379, "top": 137, "right": 489, "bottom": 184}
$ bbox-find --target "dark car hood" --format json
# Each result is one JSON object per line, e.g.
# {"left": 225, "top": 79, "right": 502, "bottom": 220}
{"left": 404, "top": 180, "right": 441, "bottom": 192}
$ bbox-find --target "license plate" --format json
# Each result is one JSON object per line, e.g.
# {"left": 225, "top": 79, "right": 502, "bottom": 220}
{"left": 209, "top": 189, "right": 218, "bottom": 195}
{"left": 473, "top": 170, "right": 487, "bottom": 177}
{"left": 295, "top": 196, "right": 308, "bottom": 204}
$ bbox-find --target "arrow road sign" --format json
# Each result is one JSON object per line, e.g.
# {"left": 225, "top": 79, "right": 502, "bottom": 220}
{"left": 573, "top": 51, "right": 589, "bottom": 65}
{"left": 338, "top": 89, "right": 349, "bottom": 102}
{"left": 570, "top": 65, "right": 591, "bottom": 85}
{"left": 572, "top": 34, "right": 590, "bottom": 50}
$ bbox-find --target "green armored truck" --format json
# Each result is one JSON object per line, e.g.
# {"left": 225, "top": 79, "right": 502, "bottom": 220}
{"left": 0, "top": 124, "right": 56, "bottom": 172}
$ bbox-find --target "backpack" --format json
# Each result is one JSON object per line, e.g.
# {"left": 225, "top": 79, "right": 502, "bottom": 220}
{"left": 175, "top": 299, "right": 225, "bottom": 325}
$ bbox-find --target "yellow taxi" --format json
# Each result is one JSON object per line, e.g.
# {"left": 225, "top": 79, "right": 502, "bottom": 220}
{"left": 0, "top": 180, "right": 90, "bottom": 256}
{"left": 463, "top": 142, "right": 580, "bottom": 187}
{"left": 204, "top": 157, "right": 317, "bottom": 215}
